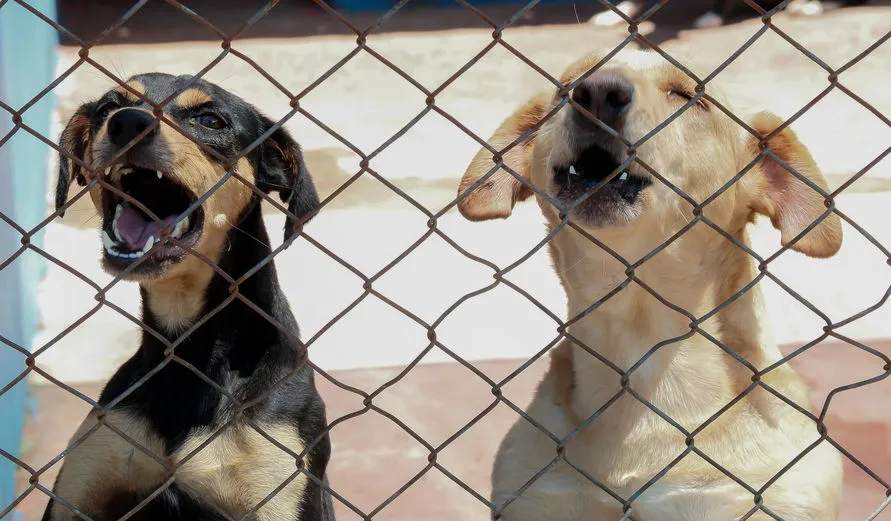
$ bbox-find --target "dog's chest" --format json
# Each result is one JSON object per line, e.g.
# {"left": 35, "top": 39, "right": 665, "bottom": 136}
{"left": 49, "top": 409, "right": 309, "bottom": 521}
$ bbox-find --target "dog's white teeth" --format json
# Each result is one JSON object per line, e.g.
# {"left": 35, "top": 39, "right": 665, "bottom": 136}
{"left": 104, "top": 166, "right": 111, "bottom": 176}
{"left": 157, "top": 171, "right": 163, "bottom": 180}
{"left": 172, "top": 216, "right": 189, "bottom": 239}
{"left": 141, "top": 236, "right": 153, "bottom": 255}
{"left": 619, "top": 172, "right": 629, "bottom": 181}
{"left": 568, "top": 165, "right": 579, "bottom": 176}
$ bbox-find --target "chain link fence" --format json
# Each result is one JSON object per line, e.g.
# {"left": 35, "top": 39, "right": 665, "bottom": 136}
{"left": 1, "top": 0, "right": 890, "bottom": 520}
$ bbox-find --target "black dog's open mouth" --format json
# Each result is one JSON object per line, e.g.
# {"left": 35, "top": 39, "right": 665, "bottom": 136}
{"left": 100, "top": 166, "right": 203, "bottom": 273}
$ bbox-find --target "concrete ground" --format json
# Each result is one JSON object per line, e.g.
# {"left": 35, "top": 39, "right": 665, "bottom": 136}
{"left": 3, "top": 0, "right": 890, "bottom": 520}
{"left": 11, "top": 340, "right": 891, "bottom": 521}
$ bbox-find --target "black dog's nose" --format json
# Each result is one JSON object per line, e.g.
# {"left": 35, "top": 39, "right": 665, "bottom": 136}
{"left": 107, "top": 108, "right": 157, "bottom": 148}
{"left": 571, "top": 70, "right": 634, "bottom": 128}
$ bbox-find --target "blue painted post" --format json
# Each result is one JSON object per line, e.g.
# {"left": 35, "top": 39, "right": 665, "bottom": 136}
{"left": 0, "top": 0, "right": 58, "bottom": 516}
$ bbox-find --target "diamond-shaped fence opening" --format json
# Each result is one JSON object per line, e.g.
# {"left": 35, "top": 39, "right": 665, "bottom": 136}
{"left": 1, "top": 0, "right": 890, "bottom": 520}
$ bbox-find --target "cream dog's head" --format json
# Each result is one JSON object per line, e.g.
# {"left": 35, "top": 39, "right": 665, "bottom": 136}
{"left": 458, "top": 48, "right": 842, "bottom": 263}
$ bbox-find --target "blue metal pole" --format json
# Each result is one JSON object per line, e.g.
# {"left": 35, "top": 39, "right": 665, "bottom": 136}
{"left": 0, "top": 1, "right": 58, "bottom": 517}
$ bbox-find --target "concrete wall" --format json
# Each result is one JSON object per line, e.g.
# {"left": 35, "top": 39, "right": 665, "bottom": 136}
{"left": 0, "top": 0, "right": 58, "bottom": 514}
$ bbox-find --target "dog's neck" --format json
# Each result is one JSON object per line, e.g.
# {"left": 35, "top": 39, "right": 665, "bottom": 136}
{"left": 106, "top": 202, "right": 303, "bottom": 444}
{"left": 552, "top": 223, "right": 783, "bottom": 423}
{"left": 137, "top": 201, "right": 297, "bottom": 367}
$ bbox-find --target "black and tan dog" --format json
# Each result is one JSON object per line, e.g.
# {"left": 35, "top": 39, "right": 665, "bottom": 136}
{"left": 45, "top": 73, "right": 334, "bottom": 521}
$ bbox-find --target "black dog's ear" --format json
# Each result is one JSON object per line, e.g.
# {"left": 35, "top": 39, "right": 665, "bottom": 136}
{"left": 56, "top": 104, "right": 95, "bottom": 216}
{"left": 257, "top": 117, "right": 320, "bottom": 241}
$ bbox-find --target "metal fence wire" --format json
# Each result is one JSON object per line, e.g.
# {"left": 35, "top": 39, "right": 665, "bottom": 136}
{"left": 1, "top": 0, "right": 890, "bottom": 520}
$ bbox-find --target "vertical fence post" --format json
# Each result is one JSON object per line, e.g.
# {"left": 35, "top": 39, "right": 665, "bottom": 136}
{"left": 0, "top": 0, "right": 58, "bottom": 516}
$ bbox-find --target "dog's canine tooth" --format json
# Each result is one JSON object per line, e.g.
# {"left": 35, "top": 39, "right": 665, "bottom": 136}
{"left": 112, "top": 204, "right": 124, "bottom": 242}
{"left": 568, "top": 165, "right": 579, "bottom": 176}
{"left": 104, "top": 166, "right": 111, "bottom": 176}
{"left": 172, "top": 218, "right": 187, "bottom": 239}
{"left": 101, "top": 230, "right": 115, "bottom": 252}
{"left": 157, "top": 171, "right": 163, "bottom": 180}
{"left": 141, "top": 236, "right": 153, "bottom": 255}
{"left": 619, "top": 172, "right": 629, "bottom": 181}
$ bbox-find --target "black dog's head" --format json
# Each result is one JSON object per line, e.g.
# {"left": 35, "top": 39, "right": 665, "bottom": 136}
{"left": 56, "top": 73, "right": 319, "bottom": 281}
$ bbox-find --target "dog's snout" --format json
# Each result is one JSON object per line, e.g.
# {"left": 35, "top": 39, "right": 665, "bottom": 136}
{"left": 571, "top": 70, "right": 634, "bottom": 128}
{"left": 108, "top": 108, "right": 157, "bottom": 148}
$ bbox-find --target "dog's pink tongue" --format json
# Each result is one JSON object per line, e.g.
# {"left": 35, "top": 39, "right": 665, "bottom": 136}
{"left": 116, "top": 205, "right": 177, "bottom": 250}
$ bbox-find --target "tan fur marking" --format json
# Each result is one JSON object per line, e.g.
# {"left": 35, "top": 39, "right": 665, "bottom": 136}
{"left": 115, "top": 80, "right": 145, "bottom": 103}
{"left": 51, "top": 413, "right": 306, "bottom": 521}
{"left": 84, "top": 108, "right": 257, "bottom": 330}
{"left": 50, "top": 411, "right": 167, "bottom": 520}
{"left": 60, "top": 112, "right": 92, "bottom": 184}
{"left": 174, "top": 424, "right": 308, "bottom": 521}
{"left": 174, "top": 88, "right": 213, "bottom": 110}
{"left": 142, "top": 121, "right": 256, "bottom": 331}
{"left": 144, "top": 273, "right": 212, "bottom": 333}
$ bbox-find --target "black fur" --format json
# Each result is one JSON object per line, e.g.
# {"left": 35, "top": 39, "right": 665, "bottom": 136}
{"left": 257, "top": 119, "right": 320, "bottom": 241}
{"left": 44, "top": 73, "right": 333, "bottom": 521}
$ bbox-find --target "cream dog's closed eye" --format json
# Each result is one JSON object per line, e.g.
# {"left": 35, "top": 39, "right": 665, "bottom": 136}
{"left": 458, "top": 48, "right": 843, "bottom": 521}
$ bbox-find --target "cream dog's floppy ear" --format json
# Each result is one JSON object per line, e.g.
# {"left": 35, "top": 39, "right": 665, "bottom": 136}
{"left": 747, "top": 112, "right": 842, "bottom": 258}
{"left": 457, "top": 92, "right": 552, "bottom": 221}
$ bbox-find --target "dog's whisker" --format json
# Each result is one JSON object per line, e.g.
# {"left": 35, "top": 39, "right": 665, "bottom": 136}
{"left": 221, "top": 215, "right": 271, "bottom": 249}
{"left": 256, "top": 180, "right": 296, "bottom": 190}
{"left": 555, "top": 253, "right": 590, "bottom": 276}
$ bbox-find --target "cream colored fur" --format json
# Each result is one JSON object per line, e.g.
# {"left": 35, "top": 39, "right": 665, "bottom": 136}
{"left": 458, "top": 48, "right": 843, "bottom": 521}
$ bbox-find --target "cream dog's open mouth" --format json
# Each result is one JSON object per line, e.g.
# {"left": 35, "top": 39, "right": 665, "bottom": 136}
{"left": 553, "top": 145, "right": 651, "bottom": 224}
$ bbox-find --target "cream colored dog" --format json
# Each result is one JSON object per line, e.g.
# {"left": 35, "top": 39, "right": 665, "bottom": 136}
{"left": 458, "top": 48, "right": 844, "bottom": 521}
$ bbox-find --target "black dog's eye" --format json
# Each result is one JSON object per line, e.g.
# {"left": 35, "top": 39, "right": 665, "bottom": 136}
{"left": 96, "top": 102, "right": 119, "bottom": 121}
{"left": 194, "top": 113, "right": 226, "bottom": 130}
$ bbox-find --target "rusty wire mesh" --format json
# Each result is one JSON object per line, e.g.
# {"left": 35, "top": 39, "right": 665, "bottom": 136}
{"left": 1, "top": 0, "right": 890, "bottom": 520}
